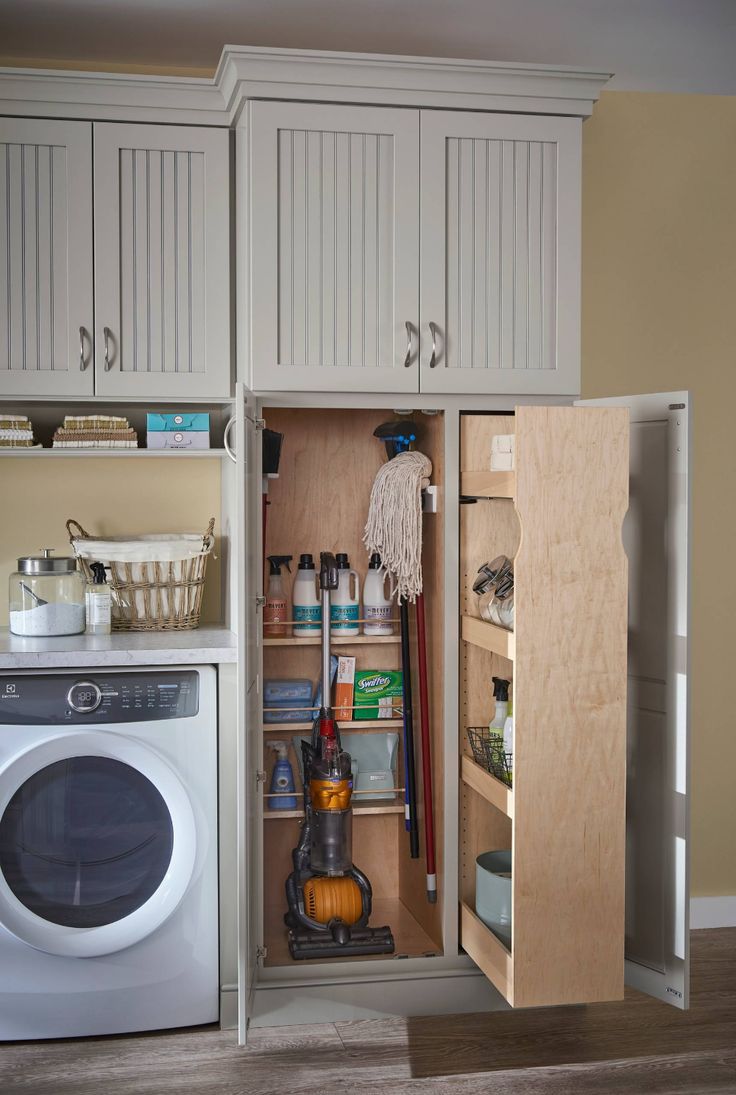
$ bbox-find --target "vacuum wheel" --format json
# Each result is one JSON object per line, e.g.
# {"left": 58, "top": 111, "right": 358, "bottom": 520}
{"left": 304, "top": 876, "right": 363, "bottom": 925}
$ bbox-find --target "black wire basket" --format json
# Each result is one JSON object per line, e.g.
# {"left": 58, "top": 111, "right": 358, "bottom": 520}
{"left": 467, "top": 727, "right": 513, "bottom": 788}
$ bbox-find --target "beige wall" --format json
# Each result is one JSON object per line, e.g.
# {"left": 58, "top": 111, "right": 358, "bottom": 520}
{"left": 582, "top": 91, "right": 736, "bottom": 897}
{"left": 1, "top": 458, "right": 223, "bottom": 625}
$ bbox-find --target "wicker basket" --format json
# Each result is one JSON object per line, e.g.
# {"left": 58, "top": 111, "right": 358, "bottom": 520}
{"left": 67, "top": 518, "right": 215, "bottom": 632}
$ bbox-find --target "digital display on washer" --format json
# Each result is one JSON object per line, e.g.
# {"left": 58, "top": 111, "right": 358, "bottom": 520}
{"left": 0, "top": 671, "right": 199, "bottom": 724}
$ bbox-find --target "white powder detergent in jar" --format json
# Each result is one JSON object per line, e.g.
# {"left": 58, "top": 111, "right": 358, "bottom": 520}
{"left": 9, "top": 549, "right": 86, "bottom": 636}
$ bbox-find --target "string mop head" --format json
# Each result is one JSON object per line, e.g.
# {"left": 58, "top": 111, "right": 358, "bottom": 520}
{"left": 363, "top": 450, "right": 432, "bottom": 603}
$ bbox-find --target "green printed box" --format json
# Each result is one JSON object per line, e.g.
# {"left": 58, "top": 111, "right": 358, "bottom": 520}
{"left": 353, "top": 670, "right": 403, "bottom": 720}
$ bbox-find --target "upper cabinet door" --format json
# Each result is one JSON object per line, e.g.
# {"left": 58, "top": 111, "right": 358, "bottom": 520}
{"left": 247, "top": 101, "right": 419, "bottom": 394}
{"left": 0, "top": 119, "right": 94, "bottom": 397}
{"left": 578, "top": 392, "right": 691, "bottom": 1010}
{"left": 420, "top": 112, "right": 581, "bottom": 395}
{"left": 94, "top": 123, "right": 231, "bottom": 399}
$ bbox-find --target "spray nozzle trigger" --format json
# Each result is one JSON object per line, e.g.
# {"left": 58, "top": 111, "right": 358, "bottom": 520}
{"left": 265, "top": 740, "right": 289, "bottom": 760}
{"left": 267, "top": 555, "right": 293, "bottom": 575}
{"left": 90, "top": 562, "right": 108, "bottom": 584}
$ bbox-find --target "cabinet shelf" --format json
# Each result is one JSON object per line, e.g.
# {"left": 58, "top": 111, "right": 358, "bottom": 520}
{"left": 460, "top": 901, "right": 513, "bottom": 1003}
{"left": 461, "top": 616, "right": 515, "bottom": 661}
{"left": 0, "top": 449, "right": 229, "bottom": 458}
{"left": 263, "top": 634, "right": 400, "bottom": 646}
{"left": 461, "top": 471, "right": 515, "bottom": 499}
{"left": 264, "top": 803, "right": 404, "bottom": 820}
{"left": 263, "top": 718, "right": 404, "bottom": 733}
{"left": 461, "top": 755, "right": 513, "bottom": 819}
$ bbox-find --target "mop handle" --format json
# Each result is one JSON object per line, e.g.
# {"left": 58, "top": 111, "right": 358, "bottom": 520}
{"left": 400, "top": 598, "right": 420, "bottom": 858}
{"left": 416, "top": 593, "right": 437, "bottom": 903}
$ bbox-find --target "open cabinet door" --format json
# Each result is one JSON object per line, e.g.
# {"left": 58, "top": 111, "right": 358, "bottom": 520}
{"left": 236, "top": 383, "right": 263, "bottom": 1043}
{"left": 577, "top": 392, "right": 691, "bottom": 1009}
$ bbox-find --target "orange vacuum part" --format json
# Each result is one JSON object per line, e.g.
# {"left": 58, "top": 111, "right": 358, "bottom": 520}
{"left": 304, "top": 876, "right": 363, "bottom": 925}
{"left": 309, "top": 777, "right": 352, "bottom": 812}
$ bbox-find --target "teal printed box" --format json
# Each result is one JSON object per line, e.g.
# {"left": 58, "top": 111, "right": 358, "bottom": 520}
{"left": 146, "top": 413, "right": 210, "bottom": 433}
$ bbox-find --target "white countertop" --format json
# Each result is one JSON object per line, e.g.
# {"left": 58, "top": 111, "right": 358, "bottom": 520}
{"left": 0, "top": 626, "right": 238, "bottom": 670}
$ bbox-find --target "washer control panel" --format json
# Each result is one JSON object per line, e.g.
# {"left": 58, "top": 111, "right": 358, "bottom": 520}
{"left": 67, "top": 680, "right": 103, "bottom": 714}
{"left": 0, "top": 671, "right": 200, "bottom": 724}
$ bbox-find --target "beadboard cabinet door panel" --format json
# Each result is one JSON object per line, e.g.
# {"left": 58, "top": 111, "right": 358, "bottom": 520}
{"left": 420, "top": 112, "right": 581, "bottom": 395}
{"left": 0, "top": 119, "right": 94, "bottom": 397}
{"left": 247, "top": 101, "right": 419, "bottom": 394}
{"left": 94, "top": 123, "right": 230, "bottom": 399}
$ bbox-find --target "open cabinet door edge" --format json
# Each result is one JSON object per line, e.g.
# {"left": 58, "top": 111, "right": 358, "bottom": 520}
{"left": 237, "top": 382, "right": 263, "bottom": 1043}
{"left": 576, "top": 391, "right": 691, "bottom": 1010}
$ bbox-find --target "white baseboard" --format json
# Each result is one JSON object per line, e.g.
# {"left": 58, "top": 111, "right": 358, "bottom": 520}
{"left": 690, "top": 896, "right": 736, "bottom": 929}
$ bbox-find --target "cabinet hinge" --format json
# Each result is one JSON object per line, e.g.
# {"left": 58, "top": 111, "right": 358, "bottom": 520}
{"left": 255, "top": 418, "right": 266, "bottom": 432}
{"left": 256, "top": 770, "right": 267, "bottom": 786}
{"left": 255, "top": 596, "right": 266, "bottom": 608}
{"left": 256, "top": 944, "right": 268, "bottom": 960}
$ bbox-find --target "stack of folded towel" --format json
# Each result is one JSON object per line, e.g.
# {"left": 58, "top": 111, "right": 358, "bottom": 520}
{"left": 0, "top": 413, "right": 40, "bottom": 448}
{"left": 52, "top": 415, "right": 139, "bottom": 449}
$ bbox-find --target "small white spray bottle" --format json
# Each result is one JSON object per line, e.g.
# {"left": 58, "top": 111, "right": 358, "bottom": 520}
{"left": 86, "top": 562, "right": 112, "bottom": 635}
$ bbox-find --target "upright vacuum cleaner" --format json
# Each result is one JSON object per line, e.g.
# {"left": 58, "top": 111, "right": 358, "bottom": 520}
{"left": 285, "top": 552, "right": 395, "bottom": 960}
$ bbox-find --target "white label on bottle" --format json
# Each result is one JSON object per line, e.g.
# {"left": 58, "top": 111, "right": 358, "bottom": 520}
{"left": 86, "top": 591, "right": 111, "bottom": 626}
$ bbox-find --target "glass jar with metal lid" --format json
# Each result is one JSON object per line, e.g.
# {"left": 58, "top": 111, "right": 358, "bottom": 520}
{"left": 9, "top": 549, "right": 86, "bottom": 637}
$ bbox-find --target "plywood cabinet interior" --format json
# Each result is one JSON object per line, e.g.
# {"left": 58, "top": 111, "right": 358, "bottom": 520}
{"left": 253, "top": 406, "right": 445, "bottom": 971}
{"left": 459, "top": 408, "right": 629, "bottom": 1006}
{"left": 0, "top": 118, "right": 93, "bottom": 397}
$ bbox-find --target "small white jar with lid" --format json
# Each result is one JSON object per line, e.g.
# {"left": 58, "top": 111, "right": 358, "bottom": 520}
{"left": 9, "top": 549, "right": 86, "bottom": 636}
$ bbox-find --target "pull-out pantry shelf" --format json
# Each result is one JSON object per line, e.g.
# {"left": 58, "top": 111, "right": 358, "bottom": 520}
{"left": 461, "top": 755, "right": 513, "bottom": 819}
{"left": 461, "top": 616, "right": 515, "bottom": 661}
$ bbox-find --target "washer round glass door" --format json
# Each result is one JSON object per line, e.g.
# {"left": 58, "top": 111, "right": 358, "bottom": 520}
{"left": 0, "top": 732, "right": 196, "bottom": 957}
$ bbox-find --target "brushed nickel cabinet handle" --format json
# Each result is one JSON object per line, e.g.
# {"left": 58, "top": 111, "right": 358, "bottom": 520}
{"left": 103, "top": 326, "right": 113, "bottom": 370}
{"left": 404, "top": 321, "right": 414, "bottom": 368}
{"left": 79, "top": 326, "right": 87, "bottom": 370}
{"left": 429, "top": 322, "right": 439, "bottom": 368}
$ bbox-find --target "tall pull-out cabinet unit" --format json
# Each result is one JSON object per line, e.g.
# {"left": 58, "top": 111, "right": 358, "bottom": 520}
{"left": 236, "top": 387, "right": 690, "bottom": 1039}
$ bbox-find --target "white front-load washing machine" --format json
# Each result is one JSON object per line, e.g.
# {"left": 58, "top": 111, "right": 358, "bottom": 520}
{"left": 0, "top": 665, "right": 218, "bottom": 1040}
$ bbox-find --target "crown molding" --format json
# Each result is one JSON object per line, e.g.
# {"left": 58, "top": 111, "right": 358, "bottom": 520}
{"left": 0, "top": 46, "right": 611, "bottom": 125}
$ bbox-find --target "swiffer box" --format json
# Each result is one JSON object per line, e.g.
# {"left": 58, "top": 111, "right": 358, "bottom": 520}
{"left": 353, "top": 670, "right": 403, "bottom": 720}
{"left": 147, "top": 412, "right": 210, "bottom": 450}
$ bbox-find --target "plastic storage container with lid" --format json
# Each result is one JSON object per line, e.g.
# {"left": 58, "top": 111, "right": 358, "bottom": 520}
{"left": 9, "top": 549, "right": 86, "bottom": 636}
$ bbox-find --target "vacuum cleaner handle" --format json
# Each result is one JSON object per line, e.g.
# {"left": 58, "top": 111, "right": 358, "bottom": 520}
{"left": 319, "top": 552, "right": 339, "bottom": 590}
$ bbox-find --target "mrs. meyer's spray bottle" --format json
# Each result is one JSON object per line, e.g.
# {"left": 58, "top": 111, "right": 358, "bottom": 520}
{"left": 265, "top": 555, "right": 292, "bottom": 637}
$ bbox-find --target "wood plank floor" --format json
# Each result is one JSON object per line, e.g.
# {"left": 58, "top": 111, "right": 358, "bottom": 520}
{"left": 2, "top": 930, "right": 736, "bottom": 1094}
